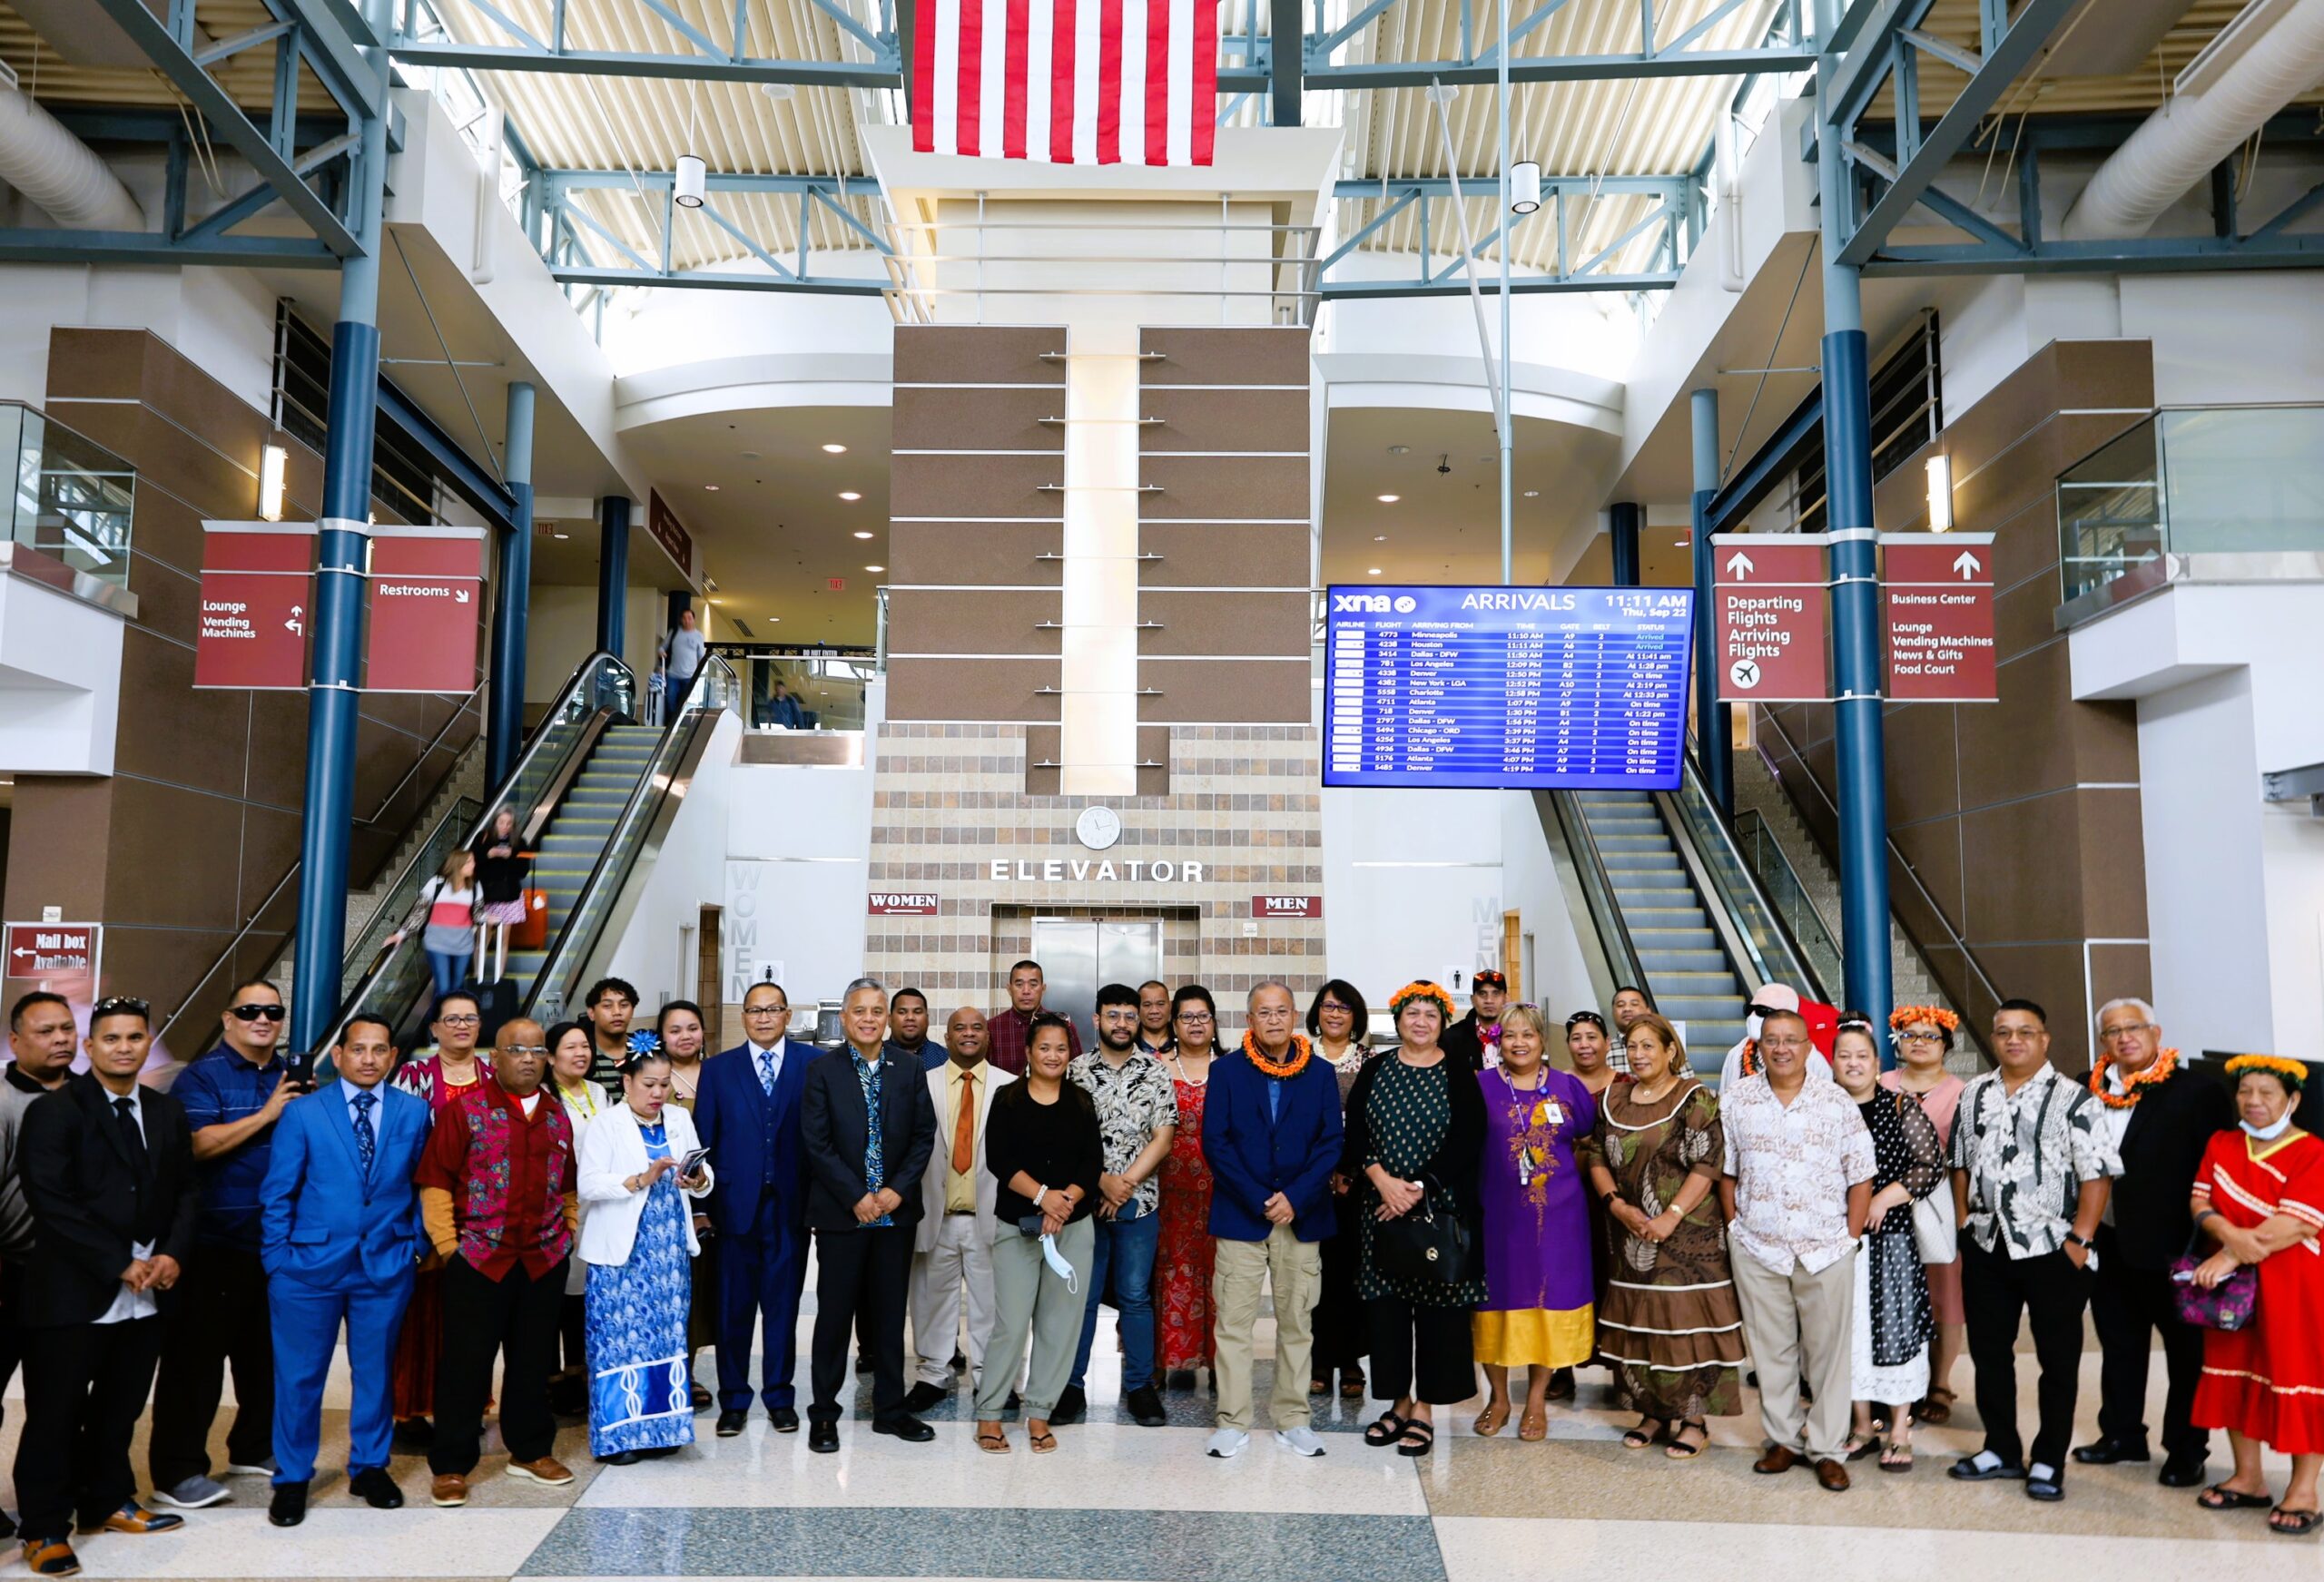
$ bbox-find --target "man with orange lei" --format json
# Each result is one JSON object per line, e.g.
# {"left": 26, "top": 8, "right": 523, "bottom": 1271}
{"left": 2073, "top": 997, "right": 2236, "bottom": 1487}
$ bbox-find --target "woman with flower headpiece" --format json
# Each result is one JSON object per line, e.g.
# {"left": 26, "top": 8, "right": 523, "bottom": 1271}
{"left": 1878, "top": 1006, "right": 1969, "bottom": 1424}
{"left": 2186, "top": 1054, "right": 2324, "bottom": 1534}
{"left": 1344, "top": 980, "right": 1485, "bottom": 1458}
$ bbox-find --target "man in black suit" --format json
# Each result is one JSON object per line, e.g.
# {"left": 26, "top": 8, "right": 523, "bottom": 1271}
{"left": 14, "top": 996, "right": 199, "bottom": 1577}
{"left": 801, "top": 978, "right": 937, "bottom": 1452}
{"left": 2073, "top": 997, "right": 2235, "bottom": 1487}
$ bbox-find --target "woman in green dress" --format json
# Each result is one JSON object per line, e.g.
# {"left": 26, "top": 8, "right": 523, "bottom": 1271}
{"left": 1581, "top": 1012, "right": 1746, "bottom": 1460}
{"left": 1344, "top": 979, "right": 1486, "bottom": 1458}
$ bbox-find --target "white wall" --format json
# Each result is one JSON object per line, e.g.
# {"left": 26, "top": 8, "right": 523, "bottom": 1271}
{"left": 0, "top": 573, "right": 125, "bottom": 774}
{"left": 0, "top": 262, "right": 276, "bottom": 412}
{"left": 601, "top": 709, "right": 743, "bottom": 1011}
{"left": 721, "top": 757, "right": 876, "bottom": 1018}
{"left": 525, "top": 584, "right": 664, "bottom": 706}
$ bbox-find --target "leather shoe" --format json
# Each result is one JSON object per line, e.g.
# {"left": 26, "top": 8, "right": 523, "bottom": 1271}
{"left": 1814, "top": 1458, "right": 1850, "bottom": 1492}
{"left": 2159, "top": 1455, "right": 2209, "bottom": 1489}
{"left": 429, "top": 1473, "right": 468, "bottom": 1508}
{"left": 596, "top": 1450, "right": 643, "bottom": 1467}
{"left": 1127, "top": 1385, "right": 1167, "bottom": 1427}
{"left": 505, "top": 1455, "right": 574, "bottom": 1488}
{"left": 873, "top": 1414, "right": 936, "bottom": 1443}
{"left": 901, "top": 1381, "right": 949, "bottom": 1415}
{"left": 23, "top": 1538, "right": 79, "bottom": 1577}
{"left": 716, "top": 1409, "right": 749, "bottom": 1438}
{"left": 771, "top": 1406, "right": 801, "bottom": 1433}
{"left": 349, "top": 1468, "right": 404, "bottom": 1509}
{"left": 78, "top": 1503, "right": 182, "bottom": 1536}
{"left": 268, "top": 1483, "right": 308, "bottom": 1528}
{"left": 1753, "top": 1445, "right": 1803, "bottom": 1476}
{"left": 808, "top": 1420, "right": 841, "bottom": 1453}
{"left": 2073, "top": 1436, "right": 2150, "bottom": 1466}
{"left": 1049, "top": 1384, "right": 1087, "bottom": 1425}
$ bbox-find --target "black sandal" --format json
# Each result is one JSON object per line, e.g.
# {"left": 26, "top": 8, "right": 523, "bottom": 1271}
{"left": 1395, "top": 1418, "right": 1436, "bottom": 1457}
{"left": 2271, "top": 1507, "right": 2320, "bottom": 1536}
{"left": 1363, "top": 1411, "right": 1407, "bottom": 1448}
{"left": 1341, "top": 1367, "right": 1366, "bottom": 1400}
{"left": 2201, "top": 1483, "right": 2274, "bottom": 1511}
{"left": 1665, "top": 1420, "right": 1709, "bottom": 1460}
{"left": 1622, "top": 1417, "right": 1669, "bottom": 1449}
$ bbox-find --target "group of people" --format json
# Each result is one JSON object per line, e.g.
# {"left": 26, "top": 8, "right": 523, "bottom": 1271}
{"left": 0, "top": 966, "right": 2319, "bottom": 1577}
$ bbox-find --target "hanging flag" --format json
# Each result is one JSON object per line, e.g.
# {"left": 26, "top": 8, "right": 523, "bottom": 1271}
{"left": 913, "top": 0, "right": 1218, "bottom": 167}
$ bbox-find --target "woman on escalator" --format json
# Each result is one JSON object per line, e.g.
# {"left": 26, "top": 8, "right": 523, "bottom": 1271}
{"left": 469, "top": 805, "right": 530, "bottom": 980}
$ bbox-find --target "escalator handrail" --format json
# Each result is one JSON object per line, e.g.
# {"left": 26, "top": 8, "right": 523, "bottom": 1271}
{"left": 1730, "top": 807, "right": 1848, "bottom": 994}
{"left": 1545, "top": 791, "right": 1649, "bottom": 999}
{"left": 316, "top": 650, "right": 637, "bottom": 1050}
{"left": 1659, "top": 751, "right": 1834, "bottom": 1007}
{"left": 521, "top": 654, "right": 740, "bottom": 1024}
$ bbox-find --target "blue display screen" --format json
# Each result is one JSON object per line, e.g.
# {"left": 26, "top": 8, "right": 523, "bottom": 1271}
{"left": 1323, "top": 585, "right": 1697, "bottom": 791}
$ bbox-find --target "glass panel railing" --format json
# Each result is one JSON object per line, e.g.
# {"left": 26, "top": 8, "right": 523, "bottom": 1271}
{"left": 1660, "top": 753, "right": 1834, "bottom": 1006}
{"left": 1542, "top": 791, "right": 1648, "bottom": 997}
{"left": 2059, "top": 406, "right": 2324, "bottom": 601}
{"left": 1731, "top": 809, "right": 1846, "bottom": 998}
{"left": 527, "top": 654, "right": 740, "bottom": 1024}
{"left": 1, "top": 401, "right": 135, "bottom": 586}
{"left": 714, "top": 646, "right": 878, "bottom": 733}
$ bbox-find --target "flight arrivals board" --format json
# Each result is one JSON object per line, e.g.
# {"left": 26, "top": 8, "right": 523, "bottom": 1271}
{"left": 1324, "top": 585, "right": 1697, "bottom": 791}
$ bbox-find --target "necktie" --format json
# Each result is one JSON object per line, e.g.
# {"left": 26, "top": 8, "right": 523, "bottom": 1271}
{"left": 353, "top": 1090, "right": 378, "bottom": 1179}
{"left": 952, "top": 1069, "right": 976, "bottom": 1175}
{"left": 113, "top": 1096, "right": 150, "bottom": 1179}
{"left": 757, "top": 1048, "right": 777, "bottom": 1096}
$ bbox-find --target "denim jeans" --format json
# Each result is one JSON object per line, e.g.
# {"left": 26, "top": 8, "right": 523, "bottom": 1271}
{"left": 1070, "top": 1204, "right": 1161, "bottom": 1393}
{"left": 426, "top": 948, "right": 470, "bottom": 1001}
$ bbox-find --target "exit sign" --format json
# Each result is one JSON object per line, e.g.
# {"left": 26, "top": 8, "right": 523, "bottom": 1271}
{"left": 827, "top": 576, "right": 846, "bottom": 591}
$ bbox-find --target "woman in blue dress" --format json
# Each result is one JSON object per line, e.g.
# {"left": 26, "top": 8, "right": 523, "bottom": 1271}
{"left": 576, "top": 1048, "right": 715, "bottom": 1463}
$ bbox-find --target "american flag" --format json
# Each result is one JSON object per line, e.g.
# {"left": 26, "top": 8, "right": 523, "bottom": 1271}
{"left": 912, "top": 0, "right": 1219, "bottom": 167}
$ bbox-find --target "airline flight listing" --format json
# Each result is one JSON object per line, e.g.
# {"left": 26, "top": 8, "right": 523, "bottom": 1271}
{"left": 1324, "top": 585, "right": 1697, "bottom": 791}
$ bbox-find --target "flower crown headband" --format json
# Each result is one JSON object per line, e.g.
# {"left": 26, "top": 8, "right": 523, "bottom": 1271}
{"left": 1389, "top": 980, "right": 1456, "bottom": 1022}
{"left": 2226, "top": 1053, "right": 2309, "bottom": 1090}
{"left": 1888, "top": 1006, "right": 1960, "bottom": 1033}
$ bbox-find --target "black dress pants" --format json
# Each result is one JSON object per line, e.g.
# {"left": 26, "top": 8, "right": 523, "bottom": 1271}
{"left": 1963, "top": 1237, "right": 2092, "bottom": 1471}
{"left": 430, "top": 1254, "right": 567, "bottom": 1474}
{"left": 809, "top": 1225, "right": 911, "bottom": 1425}
{"left": 148, "top": 1244, "right": 273, "bottom": 1489}
{"left": 2091, "top": 1224, "right": 2209, "bottom": 1461}
{"left": 15, "top": 1316, "right": 164, "bottom": 1542}
{"left": 0, "top": 1261, "right": 29, "bottom": 1431}
{"left": 1364, "top": 1296, "right": 1475, "bottom": 1406}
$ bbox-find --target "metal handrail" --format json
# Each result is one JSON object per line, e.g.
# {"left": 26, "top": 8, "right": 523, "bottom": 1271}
{"left": 1751, "top": 707, "right": 2005, "bottom": 1017}
{"left": 1659, "top": 750, "right": 1834, "bottom": 1007}
{"left": 156, "top": 676, "right": 490, "bottom": 1054}
{"left": 1545, "top": 791, "right": 1649, "bottom": 999}
{"left": 1731, "top": 809, "right": 1848, "bottom": 996}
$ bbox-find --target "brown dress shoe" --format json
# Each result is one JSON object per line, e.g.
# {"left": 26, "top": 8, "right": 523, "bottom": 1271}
{"left": 430, "top": 1473, "right": 469, "bottom": 1507}
{"left": 1815, "top": 1457, "right": 1851, "bottom": 1492}
{"left": 80, "top": 1503, "right": 182, "bottom": 1536}
{"left": 1753, "top": 1445, "right": 1802, "bottom": 1475}
{"left": 23, "top": 1538, "right": 81, "bottom": 1577}
{"left": 506, "top": 1455, "right": 576, "bottom": 1487}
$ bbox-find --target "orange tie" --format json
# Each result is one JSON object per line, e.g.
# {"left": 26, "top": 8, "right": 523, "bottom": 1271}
{"left": 951, "top": 1069, "right": 976, "bottom": 1175}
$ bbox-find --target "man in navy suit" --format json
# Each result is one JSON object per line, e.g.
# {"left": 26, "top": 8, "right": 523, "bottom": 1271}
{"left": 694, "top": 979, "right": 816, "bottom": 1437}
{"left": 801, "top": 978, "right": 938, "bottom": 1452}
{"left": 258, "top": 1013, "right": 430, "bottom": 1528}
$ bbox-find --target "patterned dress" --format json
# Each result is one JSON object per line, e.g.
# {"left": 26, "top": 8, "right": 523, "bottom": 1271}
{"left": 1879, "top": 1070, "right": 1965, "bottom": 1324}
{"left": 389, "top": 1052, "right": 491, "bottom": 1420}
{"left": 1852, "top": 1092, "right": 1944, "bottom": 1405}
{"left": 1582, "top": 1080, "right": 1745, "bottom": 1419}
{"left": 1156, "top": 1066, "right": 1216, "bottom": 1370}
{"left": 1474, "top": 1066, "right": 1599, "bottom": 1367}
{"left": 2191, "top": 1127, "right": 2324, "bottom": 1453}
{"left": 586, "top": 1123, "right": 696, "bottom": 1457}
{"left": 1355, "top": 1056, "right": 1485, "bottom": 1309}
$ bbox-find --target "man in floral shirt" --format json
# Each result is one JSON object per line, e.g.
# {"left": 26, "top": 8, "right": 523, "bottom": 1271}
{"left": 1062, "top": 983, "right": 1177, "bottom": 1429}
{"left": 1947, "top": 998, "right": 2120, "bottom": 1502}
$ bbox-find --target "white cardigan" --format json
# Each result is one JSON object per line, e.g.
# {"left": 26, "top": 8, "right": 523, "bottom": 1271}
{"left": 576, "top": 1101, "right": 715, "bottom": 1268}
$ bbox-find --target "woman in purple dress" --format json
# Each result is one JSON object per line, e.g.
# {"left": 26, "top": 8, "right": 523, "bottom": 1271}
{"left": 1472, "top": 1005, "right": 1600, "bottom": 1441}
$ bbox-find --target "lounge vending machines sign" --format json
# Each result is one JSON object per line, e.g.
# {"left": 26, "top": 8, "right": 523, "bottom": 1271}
{"left": 194, "top": 523, "right": 316, "bottom": 690}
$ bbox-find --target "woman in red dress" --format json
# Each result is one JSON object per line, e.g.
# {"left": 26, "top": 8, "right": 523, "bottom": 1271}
{"left": 1156, "top": 985, "right": 1219, "bottom": 1389}
{"left": 386, "top": 999, "right": 494, "bottom": 1443}
{"left": 2189, "top": 1054, "right": 2324, "bottom": 1535}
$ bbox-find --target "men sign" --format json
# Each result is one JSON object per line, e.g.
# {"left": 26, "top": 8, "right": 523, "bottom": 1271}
{"left": 1883, "top": 533, "right": 1998, "bottom": 703}
{"left": 1709, "top": 535, "right": 1830, "bottom": 703}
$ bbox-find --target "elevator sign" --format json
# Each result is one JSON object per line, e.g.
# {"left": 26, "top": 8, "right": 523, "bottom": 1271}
{"left": 1883, "top": 534, "right": 1998, "bottom": 703}
{"left": 1710, "top": 535, "right": 1829, "bottom": 703}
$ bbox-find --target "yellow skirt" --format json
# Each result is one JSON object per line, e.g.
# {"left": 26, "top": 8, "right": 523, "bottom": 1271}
{"left": 1472, "top": 1305, "right": 1595, "bottom": 1369}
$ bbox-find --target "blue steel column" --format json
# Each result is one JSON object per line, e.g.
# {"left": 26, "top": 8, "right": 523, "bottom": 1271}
{"left": 288, "top": 36, "right": 389, "bottom": 1056}
{"left": 596, "top": 494, "right": 630, "bottom": 659}
{"left": 1817, "top": 19, "right": 1896, "bottom": 1032}
{"left": 1689, "top": 390, "right": 1734, "bottom": 813}
{"left": 487, "top": 382, "right": 537, "bottom": 787}
{"left": 1609, "top": 502, "right": 1642, "bottom": 586}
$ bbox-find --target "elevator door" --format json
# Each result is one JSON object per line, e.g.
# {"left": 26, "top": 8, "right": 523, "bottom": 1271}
{"left": 1029, "top": 917, "right": 1163, "bottom": 1050}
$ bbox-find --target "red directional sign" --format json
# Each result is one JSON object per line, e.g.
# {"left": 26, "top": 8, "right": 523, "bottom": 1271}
{"left": 195, "top": 523, "right": 314, "bottom": 691}
{"left": 867, "top": 891, "right": 940, "bottom": 916}
{"left": 1710, "top": 534, "right": 1831, "bottom": 703}
{"left": 1251, "top": 894, "right": 1324, "bottom": 919}
{"left": 4, "top": 922, "right": 98, "bottom": 977}
{"left": 366, "top": 526, "right": 486, "bottom": 693}
{"left": 1883, "top": 533, "right": 1997, "bottom": 703}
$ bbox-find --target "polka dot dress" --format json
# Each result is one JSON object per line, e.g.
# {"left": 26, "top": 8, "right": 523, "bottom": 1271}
{"left": 1357, "top": 1056, "right": 1486, "bottom": 1308}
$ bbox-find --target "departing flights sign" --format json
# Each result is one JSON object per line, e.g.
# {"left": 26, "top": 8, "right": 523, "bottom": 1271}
{"left": 1324, "top": 585, "right": 1696, "bottom": 791}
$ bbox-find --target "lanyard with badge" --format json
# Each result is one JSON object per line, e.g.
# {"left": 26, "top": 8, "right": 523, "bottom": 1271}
{"left": 1497, "top": 1066, "right": 1564, "bottom": 1187}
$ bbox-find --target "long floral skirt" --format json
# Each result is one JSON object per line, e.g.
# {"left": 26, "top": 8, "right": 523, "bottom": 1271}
{"left": 586, "top": 1181, "right": 697, "bottom": 1457}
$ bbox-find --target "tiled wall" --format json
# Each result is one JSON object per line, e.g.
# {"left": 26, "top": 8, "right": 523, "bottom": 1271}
{"left": 1764, "top": 338, "right": 2153, "bottom": 1069}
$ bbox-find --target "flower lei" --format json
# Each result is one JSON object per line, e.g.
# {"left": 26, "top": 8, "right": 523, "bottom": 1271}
{"left": 2091, "top": 1046, "right": 2179, "bottom": 1108}
{"left": 1888, "top": 1006, "right": 1960, "bottom": 1035}
{"left": 1244, "top": 1029, "right": 1313, "bottom": 1080}
{"left": 1388, "top": 980, "right": 1456, "bottom": 1024}
{"left": 2226, "top": 1052, "right": 2309, "bottom": 1091}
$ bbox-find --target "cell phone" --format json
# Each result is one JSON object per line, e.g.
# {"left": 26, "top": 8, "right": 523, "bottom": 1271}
{"left": 287, "top": 1052, "right": 320, "bottom": 1091}
{"left": 675, "top": 1146, "right": 710, "bottom": 1178}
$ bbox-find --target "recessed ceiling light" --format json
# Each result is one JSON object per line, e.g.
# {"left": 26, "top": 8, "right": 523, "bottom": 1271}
{"left": 822, "top": 443, "right": 848, "bottom": 454}
{"left": 766, "top": 615, "right": 781, "bottom": 622}
{"left": 552, "top": 530, "right": 569, "bottom": 540}
{"left": 740, "top": 449, "right": 761, "bottom": 459}
{"left": 1376, "top": 494, "right": 1400, "bottom": 504}
{"left": 864, "top": 564, "right": 884, "bottom": 572}
{"left": 1388, "top": 445, "right": 1409, "bottom": 455}
{"left": 1367, "top": 566, "right": 1384, "bottom": 575}
{"left": 852, "top": 530, "right": 874, "bottom": 539}
{"left": 1523, "top": 489, "right": 1540, "bottom": 497}
{"left": 1373, "top": 534, "right": 1387, "bottom": 542}
{"left": 704, "top": 483, "right": 720, "bottom": 491}
{"left": 838, "top": 490, "right": 862, "bottom": 501}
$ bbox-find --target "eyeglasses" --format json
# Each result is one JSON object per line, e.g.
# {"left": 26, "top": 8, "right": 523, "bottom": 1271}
{"left": 1898, "top": 1030, "right": 1944, "bottom": 1044}
{"left": 436, "top": 1013, "right": 481, "bottom": 1027}
{"left": 1250, "top": 1007, "right": 1295, "bottom": 1021}
{"left": 1177, "top": 1012, "right": 1214, "bottom": 1024}
{"left": 502, "top": 1044, "right": 549, "bottom": 1056}
{"left": 92, "top": 996, "right": 150, "bottom": 1020}
{"left": 743, "top": 1004, "right": 788, "bottom": 1017}
{"left": 230, "top": 1004, "right": 287, "bottom": 1022}
{"left": 2100, "top": 1023, "right": 2154, "bottom": 1041}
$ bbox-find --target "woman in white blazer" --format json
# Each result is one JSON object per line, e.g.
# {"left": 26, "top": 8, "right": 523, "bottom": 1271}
{"left": 577, "top": 1049, "right": 714, "bottom": 1464}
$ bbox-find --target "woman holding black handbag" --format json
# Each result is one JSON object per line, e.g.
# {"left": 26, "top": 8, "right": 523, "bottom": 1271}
{"left": 1344, "top": 980, "right": 1485, "bottom": 1457}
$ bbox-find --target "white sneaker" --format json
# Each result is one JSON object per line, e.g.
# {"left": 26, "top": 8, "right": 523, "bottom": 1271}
{"left": 1205, "top": 1428, "right": 1249, "bottom": 1459}
{"left": 153, "top": 1475, "right": 231, "bottom": 1509}
{"left": 1275, "top": 1426, "right": 1326, "bottom": 1458}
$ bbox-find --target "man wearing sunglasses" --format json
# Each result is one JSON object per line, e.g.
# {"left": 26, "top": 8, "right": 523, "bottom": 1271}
{"left": 149, "top": 979, "right": 300, "bottom": 1513}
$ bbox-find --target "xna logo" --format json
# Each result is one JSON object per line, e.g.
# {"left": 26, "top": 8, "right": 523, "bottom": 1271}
{"left": 1334, "top": 593, "right": 1392, "bottom": 613}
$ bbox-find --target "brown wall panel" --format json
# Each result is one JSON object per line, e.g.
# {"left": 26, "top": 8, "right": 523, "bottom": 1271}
{"left": 1142, "top": 455, "right": 1307, "bottom": 521}
{"left": 1141, "top": 388, "right": 1309, "bottom": 453}
{"left": 1139, "top": 523, "right": 1308, "bottom": 588}
{"left": 893, "top": 326, "right": 1066, "bottom": 386}
{"left": 1139, "top": 591, "right": 1310, "bottom": 657}
{"left": 102, "top": 779, "right": 248, "bottom": 931}
{"left": 892, "top": 385, "right": 1066, "bottom": 452}
{"left": 48, "top": 402, "right": 260, "bottom": 524}
{"left": 891, "top": 522, "right": 1065, "bottom": 587}
{"left": 1877, "top": 703, "right": 1960, "bottom": 828}
{"left": 1137, "top": 659, "right": 1310, "bottom": 722}
{"left": 1140, "top": 328, "right": 1310, "bottom": 386}
{"left": 892, "top": 451, "right": 1062, "bottom": 520}
{"left": 114, "top": 628, "right": 249, "bottom": 799}
{"left": 885, "top": 589, "right": 1064, "bottom": 655}
{"left": 887, "top": 658, "right": 1062, "bottom": 721}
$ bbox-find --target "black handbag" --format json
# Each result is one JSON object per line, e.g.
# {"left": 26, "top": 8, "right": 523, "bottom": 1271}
{"left": 1371, "top": 1175, "right": 1472, "bottom": 1286}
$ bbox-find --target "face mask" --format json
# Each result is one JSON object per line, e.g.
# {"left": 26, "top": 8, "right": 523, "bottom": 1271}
{"left": 1039, "top": 1233, "right": 1079, "bottom": 1292}
{"left": 2243, "top": 1112, "right": 2296, "bottom": 1141}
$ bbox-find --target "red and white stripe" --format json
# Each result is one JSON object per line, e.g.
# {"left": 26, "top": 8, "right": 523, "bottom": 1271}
{"left": 913, "top": 0, "right": 1217, "bottom": 167}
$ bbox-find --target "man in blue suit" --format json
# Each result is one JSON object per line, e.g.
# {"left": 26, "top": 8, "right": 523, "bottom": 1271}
{"left": 694, "top": 979, "right": 815, "bottom": 1437}
{"left": 258, "top": 1013, "right": 430, "bottom": 1527}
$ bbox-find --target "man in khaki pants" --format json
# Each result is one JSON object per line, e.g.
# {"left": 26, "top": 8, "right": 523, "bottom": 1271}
{"left": 1199, "top": 982, "right": 1345, "bottom": 1459}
